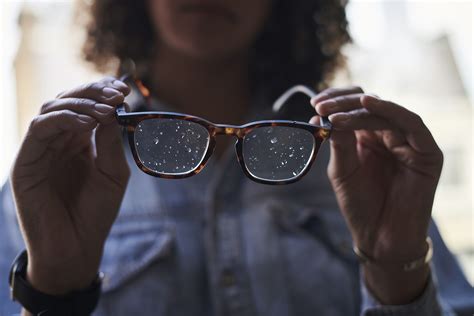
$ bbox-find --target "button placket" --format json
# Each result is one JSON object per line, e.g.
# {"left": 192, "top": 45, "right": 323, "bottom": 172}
{"left": 204, "top": 153, "right": 257, "bottom": 316}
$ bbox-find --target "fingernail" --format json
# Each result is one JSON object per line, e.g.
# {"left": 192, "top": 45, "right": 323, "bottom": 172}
{"left": 102, "top": 87, "right": 121, "bottom": 98}
{"left": 310, "top": 93, "right": 329, "bottom": 105}
{"left": 363, "top": 94, "right": 380, "bottom": 103}
{"left": 328, "top": 113, "right": 349, "bottom": 123}
{"left": 95, "top": 103, "right": 115, "bottom": 114}
{"left": 316, "top": 100, "right": 337, "bottom": 113}
{"left": 112, "top": 80, "right": 129, "bottom": 91}
{"left": 78, "top": 115, "right": 95, "bottom": 123}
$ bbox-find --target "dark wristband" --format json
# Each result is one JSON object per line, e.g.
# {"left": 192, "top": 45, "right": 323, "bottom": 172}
{"left": 9, "top": 250, "right": 103, "bottom": 316}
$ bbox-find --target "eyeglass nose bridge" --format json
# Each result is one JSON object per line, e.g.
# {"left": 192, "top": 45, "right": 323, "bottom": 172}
{"left": 213, "top": 124, "right": 246, "bottom": 138}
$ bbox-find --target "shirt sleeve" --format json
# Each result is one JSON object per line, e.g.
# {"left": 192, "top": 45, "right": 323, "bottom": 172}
{"left": 360, "top": 271, "right": 456, "bottom": 316}
{"left": 359, "top": 219, "right": 474, "bottom": 316}
{"left": 0, "top": 180, "right": 26, "bottom": 315}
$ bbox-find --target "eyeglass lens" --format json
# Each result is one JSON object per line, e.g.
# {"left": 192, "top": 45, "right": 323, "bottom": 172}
{"left": 242, "top": 126, "right": 315, "bottom": 181}
{"left": 134, "top": 119, "right": 210, "bottom": 174}
{"left": 134, "top": 119, "right": 316, "bottom": 181}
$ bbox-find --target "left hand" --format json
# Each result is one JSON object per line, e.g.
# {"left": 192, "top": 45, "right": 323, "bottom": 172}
{"left": 310, "top": 86, "right": 443, "bottom": 264}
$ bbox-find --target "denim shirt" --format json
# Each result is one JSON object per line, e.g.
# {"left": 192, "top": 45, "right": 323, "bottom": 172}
{"left": 1, "top": 93, "right": 473, "bottom": 316}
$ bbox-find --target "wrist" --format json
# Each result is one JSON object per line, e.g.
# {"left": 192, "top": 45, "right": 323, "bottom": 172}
{"left": 27, "top": 262, "right": 99, "bottom": 296}
{"left": 355, "top": 234, "right": 428, "bottom": 263}
{"left": 354, "top": 237, "right": 433, "bottom": 304}
{"left": 10, "top": 250, "right": 103, "bottom": 316}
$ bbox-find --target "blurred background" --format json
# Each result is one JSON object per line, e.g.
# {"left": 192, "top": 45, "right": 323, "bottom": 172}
{"left": 0, "top": 0, "right": 472, "bottom": 283}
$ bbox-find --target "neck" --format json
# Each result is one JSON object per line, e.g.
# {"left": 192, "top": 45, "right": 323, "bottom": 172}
{"left": 150, "top": 47, "right": 251, "bottom": 124}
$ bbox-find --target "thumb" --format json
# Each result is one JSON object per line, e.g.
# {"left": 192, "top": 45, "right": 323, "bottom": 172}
{"left": 94, "top": 121, "right": 130, "bottom": 186}
{"left": 327, "top": 130, "right": 359, "bottom": 182}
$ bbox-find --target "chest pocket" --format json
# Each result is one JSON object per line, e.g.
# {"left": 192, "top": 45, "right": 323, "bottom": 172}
{"left": 100, "top": 214, "right": 176, "bottom": 292}
{"left": 97, "top": 149, "right": 177, "bottom": 293}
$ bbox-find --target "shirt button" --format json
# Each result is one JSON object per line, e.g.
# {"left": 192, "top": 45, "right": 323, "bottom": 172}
{"left": 220, "top": 269, "right": 236, "bottom": 287}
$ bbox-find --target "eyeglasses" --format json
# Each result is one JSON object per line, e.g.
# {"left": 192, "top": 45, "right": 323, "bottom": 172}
{"left": 115, "top": 75, "right": 331, "bottom": 185}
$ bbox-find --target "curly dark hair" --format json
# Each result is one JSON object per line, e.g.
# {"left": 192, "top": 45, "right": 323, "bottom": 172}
{"left": 81, "top": 0, "right": 351, "bottom": 99}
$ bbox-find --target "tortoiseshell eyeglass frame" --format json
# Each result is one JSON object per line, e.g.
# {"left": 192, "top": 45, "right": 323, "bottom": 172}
{"left": 115, "top": 74, "right": 332, "bottom": 185}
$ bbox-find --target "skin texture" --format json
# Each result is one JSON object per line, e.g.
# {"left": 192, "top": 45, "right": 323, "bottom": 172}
{"left": 12, "top": 0, "right": 442, "bottom": 315}
{"left": 311, "top": 90, "right": 442, "bottom": 303}
{"left": 12, "top": 78, "right": 131, "bottom": 294}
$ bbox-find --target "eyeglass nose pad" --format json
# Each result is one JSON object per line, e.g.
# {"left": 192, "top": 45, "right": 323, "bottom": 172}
{"left": 234, "top": 138, "right": 250, "bottom": 176}
{"left": 234, "top": 138, "right": 243, "bottom": 162}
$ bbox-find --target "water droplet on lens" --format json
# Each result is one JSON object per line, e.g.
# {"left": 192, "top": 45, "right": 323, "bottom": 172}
{"left": 159, "top": 131, "right": 163, "bottom": 135}
{"left": 270, "top": 137, "right": 278, "bottom": 144}
{"left": 187, "top": 148, "right": 192, "bottom": 153}
{"left": 154, "top": 138, "right": 159, "bottom": 145}
{"left": 292, "top": 171, "right": 298, "bottom": 176}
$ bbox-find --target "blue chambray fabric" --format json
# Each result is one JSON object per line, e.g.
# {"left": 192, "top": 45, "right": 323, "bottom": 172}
{"left": 0, "top": 92, "right": 473, "bottom": 316}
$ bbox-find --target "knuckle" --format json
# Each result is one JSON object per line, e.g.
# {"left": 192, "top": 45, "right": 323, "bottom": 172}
{"left": 71, "top": 98, "right": 96, "bottom": 109}
{"left": 337, "top": 95, "right": 351, "bottom": 104}
{"left": 411, "top": 113, "right": 424, "bottom": 127}
{"left": 53, "top": 109, "right": 71, "bottom": 120}
{"left": 83, "top": 81, "right": 105, "bottom": 92}
{"left": 55, "top": 90, "right": 66, "bottom": 98}
{"left": 39, "top": 100, "right": 55, "bottom": 113}
{"left": 28, "top": 115, "right": 42, "bottom": 131}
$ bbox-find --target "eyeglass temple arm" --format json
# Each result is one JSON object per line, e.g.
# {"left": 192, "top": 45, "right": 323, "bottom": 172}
{"left": 272, "top": 85, "right": 331, "bottom": 128}
{"left": 116, "top": 73, "right": 153, "bottom": 115}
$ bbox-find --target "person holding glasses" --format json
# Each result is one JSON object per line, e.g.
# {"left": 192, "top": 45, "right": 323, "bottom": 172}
{"left": 1, "top": 0, "right": 472, "bottom": 315}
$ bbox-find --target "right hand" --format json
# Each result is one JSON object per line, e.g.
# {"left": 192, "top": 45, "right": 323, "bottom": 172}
{"left": 10, "top": 77, "right": 131, "bottom": 295}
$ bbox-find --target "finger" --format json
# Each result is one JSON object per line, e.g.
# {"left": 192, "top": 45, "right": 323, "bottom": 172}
{"left": 30, "top": 110, "right": 97, "bottom": 142}
{"left": 59, "top": 131, "right": 93, "bottom": 160}
{"left": 56, "top": 77, "right": 130, "bottom": 105}
{"left": 328, "top": 130, "right": 359, "bottom": 182}
{"left": 15, "top": 111, "right": 97, "bottom": 167}
{"left": 361, "top": 95, "right": 440, "bottom": 153}
{"left": 381, "top": 129, "right": 407, "bottom": 151}
{"left": 40, "top": 98, "right": 116, "bottom": 125}
{"left": 328, "top": 109, "right": 394, "bottom": 131}
{"left": 314, "top": 93, "right": 365, "bottom": 116}
{"left": 309, "top": 115, "right": 322, "bottom": 126}
{"left": 48, "top": 131, "right": 75, "bottom": 151}
{"left": 100, "top": 76, "right": 131, "bottom": 94}
{"left": 310, "top": 86, "right": 364, "bottom": 107}
{"left": 94, "top": 121, "right": 130, "bottom": 186}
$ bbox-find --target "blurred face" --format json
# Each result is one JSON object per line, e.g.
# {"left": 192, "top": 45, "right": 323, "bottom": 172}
{"left": 148, "top": 0, "right": 271, "bottom": 61}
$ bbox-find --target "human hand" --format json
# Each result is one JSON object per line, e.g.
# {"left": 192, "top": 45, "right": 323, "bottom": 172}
{"left": 10, "top": 77, "right": 131, "bottom": 295}
{"left": 310, "top": 87, "right": 443, "bottom": 303}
